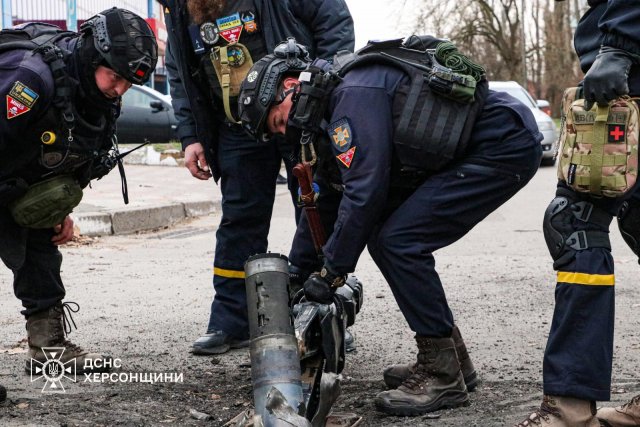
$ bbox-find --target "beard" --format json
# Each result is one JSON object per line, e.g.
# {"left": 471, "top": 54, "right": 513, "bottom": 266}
{"left": 187, "top": 0, "right": 226, "bottom": 25}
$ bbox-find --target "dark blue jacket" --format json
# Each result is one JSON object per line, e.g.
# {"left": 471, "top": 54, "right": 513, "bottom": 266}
{"left": 0, "top": 36, "right": 117, "bottom": 182}
{"left": 575, "top": 0, "right": 640, "bottom": 94}
{"left": 304, "top": 65, "right": 541, "bottom": 274}
{"left": 158, "top": 0, "right": 355, "bottom": 181}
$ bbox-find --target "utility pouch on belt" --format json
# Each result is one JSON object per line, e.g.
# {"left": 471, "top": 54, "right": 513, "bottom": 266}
{"left": 557, "top": 87, "right": 639, "bottom": 197}
{"left": 210, "top": 42, "right": 253, "bottom": 123}
{"left": 9, "top": 175, "right": 83, "bottom": 228}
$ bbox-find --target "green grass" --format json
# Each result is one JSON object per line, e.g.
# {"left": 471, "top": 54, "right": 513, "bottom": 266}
{"left": 151, "top": 141, "right": 182, "bottom": 152}
{"left": 119, "top": 141, "right": 182, "bottom": 152}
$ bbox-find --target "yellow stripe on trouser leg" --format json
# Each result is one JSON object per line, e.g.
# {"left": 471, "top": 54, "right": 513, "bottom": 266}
{"left": 213, "top": 267, "right": 246, "bottom": 279}
{"left": 557, "top": 271, "right": 615, "bottom": 286}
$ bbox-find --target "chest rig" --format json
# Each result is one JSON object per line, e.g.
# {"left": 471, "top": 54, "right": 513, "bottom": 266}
{"left": 192, "top": 0, "right": 267, "bottom": 123}
{"left": 333, "top": 36, "right": 488, "bottom": 173}
{"left": 287, "top": 36, "right": 489, "bottom": 189}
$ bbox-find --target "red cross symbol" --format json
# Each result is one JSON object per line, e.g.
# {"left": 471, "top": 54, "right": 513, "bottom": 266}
{"left": 609, "top": 126, "right": 625, "bottom": 141}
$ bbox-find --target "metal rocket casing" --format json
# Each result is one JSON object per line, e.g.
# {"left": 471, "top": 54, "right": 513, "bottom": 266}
{"left": 244, "top": 253, "right": 307, "bottom": 426}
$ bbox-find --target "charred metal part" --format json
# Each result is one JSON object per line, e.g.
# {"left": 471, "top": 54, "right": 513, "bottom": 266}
{"left": 245, "top": 253, "right": 364, "bottom": 427}
{"left": 245, "top": 253, "right": 305, "bottom": 427}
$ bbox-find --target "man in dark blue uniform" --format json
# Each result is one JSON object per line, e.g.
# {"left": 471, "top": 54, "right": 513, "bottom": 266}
{"left": 0, "top": 8, "right": 157, "bottom": 373}
{"left": 158, "top": 0, "right": 354, "bottom": 355}
{"left": 238, "top": 38, "right": 543, "bottom": 416}
{"left": 517, "top": 1, "right": 640, "bottom": 426}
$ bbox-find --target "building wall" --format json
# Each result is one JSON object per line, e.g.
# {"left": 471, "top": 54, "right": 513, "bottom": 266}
{"left": 10, "top": 0, "right": 157, "bottom": 21}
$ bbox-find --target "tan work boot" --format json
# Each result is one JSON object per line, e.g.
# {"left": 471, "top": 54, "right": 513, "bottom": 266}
{"left": 515, "top": 395, "right": 601, "bottom": 426}
{"left": 25, "top": 302, "right": 112, "bottom": 374}
{"left": 374, "top": 335, "right": 468, "bottom": 416}
{"left": 383, "top": 325, "right": 478, "bottom": 391}
{"left": 597, "top": 394, "right": 640, "bottom": 427}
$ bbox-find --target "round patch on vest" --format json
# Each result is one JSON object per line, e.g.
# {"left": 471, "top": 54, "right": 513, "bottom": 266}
{"left": 200, "top": 22, "right": 219, "bottom": 45}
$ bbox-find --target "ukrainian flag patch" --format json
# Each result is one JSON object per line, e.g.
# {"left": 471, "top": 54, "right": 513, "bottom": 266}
{"left": 9, "top": 81, "right": 38, "bottom": 108}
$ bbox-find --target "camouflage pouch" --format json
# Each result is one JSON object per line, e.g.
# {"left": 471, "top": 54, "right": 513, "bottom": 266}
{"left": 9, "top": 175, "right": 83, "bottom": 228}
{"left": 210, "top": 42, "right": 253, "bottom": 123}
{"left": 557, "top": 87, "right": 639, "bottom": 197}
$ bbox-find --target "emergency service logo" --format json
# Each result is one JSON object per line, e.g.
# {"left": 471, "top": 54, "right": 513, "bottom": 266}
{"left": 30, "top": 347, "right": 76, "bottom": 393}
{"left": 329, "top": 117, "right": 352, "bottom": 153}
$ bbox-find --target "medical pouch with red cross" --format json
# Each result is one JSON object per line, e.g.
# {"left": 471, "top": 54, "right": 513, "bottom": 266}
{"left": 557, "top": 86, "right": 639, "bottom": 197}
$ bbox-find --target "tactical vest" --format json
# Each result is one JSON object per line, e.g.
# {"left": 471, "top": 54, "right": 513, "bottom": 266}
{"left": 0, "top": 24, "right": 118, "bottom": 189}
{"left": 332, "top": 36, "right": 489, "bottom": 173}
{"left": 195, "top": 0, "right": 267, "bottom": 122}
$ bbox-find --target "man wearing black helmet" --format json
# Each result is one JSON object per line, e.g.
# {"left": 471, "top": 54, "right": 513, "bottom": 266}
{"left": 238, "top": 38, "right": 542, "bottom": 416}
{"left": 159, "top": 0, "right": 354, "bottom": 355}
{"left": 0, "top": 7, "right": 158, "bottom": 374}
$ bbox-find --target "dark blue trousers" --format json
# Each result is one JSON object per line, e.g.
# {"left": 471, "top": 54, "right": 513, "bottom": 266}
{"left": 1, "top": 209, "right": 65, "bottom": 317}
{"left": 543, "top": 183, "right": 640, "bottom": 401}
{"left": 207, "top": 123, "right": 298, "bottom": 338}
{"left": 367, "top": 102, "right": 542, "bottom": 338}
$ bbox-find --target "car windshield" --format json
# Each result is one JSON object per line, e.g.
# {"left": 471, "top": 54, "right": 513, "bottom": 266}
{"left": 493, "top": 85, "right": 537, "bottom": 109}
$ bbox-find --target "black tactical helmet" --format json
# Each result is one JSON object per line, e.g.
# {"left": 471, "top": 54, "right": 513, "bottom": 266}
{"left": 80, "top": 7, "right": 158, "bottom": 85}
{"left": 238, "top": 38, "right": 311, "bottom": 141}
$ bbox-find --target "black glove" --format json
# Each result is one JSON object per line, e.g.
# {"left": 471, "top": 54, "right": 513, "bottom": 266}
{"left": 303, "top": 273, "right": 335, "bottom": 304}
{"left": 303, "top": 265, "right": 347, "bottom": 304}
{"left": 583, "top": 47, "right": 634, "bottom": 109}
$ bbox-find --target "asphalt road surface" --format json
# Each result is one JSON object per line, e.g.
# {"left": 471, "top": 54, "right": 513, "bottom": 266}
{"left": 1, "top": 165, "right": 639, "bottom": 426}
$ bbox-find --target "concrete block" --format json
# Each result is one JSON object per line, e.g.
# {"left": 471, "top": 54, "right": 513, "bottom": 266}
{"left": 183, "top": 200, "right": 217, "bottom": 218}
{"left": 111, "top": 204, "right": 185, "bottom": 235}
{"left": 73, "top": 212, "right": 113, "bottom": 236}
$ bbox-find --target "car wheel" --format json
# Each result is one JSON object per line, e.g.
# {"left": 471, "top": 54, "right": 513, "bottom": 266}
{"left": 540, "top": 157, "right": 556, "bottom": 167}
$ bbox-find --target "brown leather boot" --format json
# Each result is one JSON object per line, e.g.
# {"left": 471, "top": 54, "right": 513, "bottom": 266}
{"left": 597, "top": 394, "right": 640, "bottom": 427}
{"left": 383, "top": 325, "right": 478, "bottom": 391}
{"left": 25, "top": 302, "right": 112, "bottom": 374}
{"left": 374, "top": 335, "right": 468, "bottom": 416}
{"left": 515, "top": 395, "right": 601, "bottom": 426}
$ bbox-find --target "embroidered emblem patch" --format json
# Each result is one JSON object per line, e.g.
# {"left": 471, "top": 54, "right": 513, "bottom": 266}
{"left": 199, "top": 22, "right": 219, "bottom": 45}
{"left": 9, "top": 81, "right": 39, "bottom": 108}
{"left": 329, "top": 118, "right": 352, "bottom": 153}
{"left": 216, "top": 13, "right": 243, "bottom": 43}
{"left": 336, "top": 146, "right": 356, "bottom": 168}
{"left": 241, "top": 11, "right": 258, "bottom": 33}
{"left": 608, "top": 124, "right": 626, "bottom": 143}
{"left": 6, "top": 96, "right": 29, "bottom": 119}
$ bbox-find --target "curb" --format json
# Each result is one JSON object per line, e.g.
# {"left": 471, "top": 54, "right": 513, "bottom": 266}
{"left": 73, "top": 200, "right": 218, "bottom": 237}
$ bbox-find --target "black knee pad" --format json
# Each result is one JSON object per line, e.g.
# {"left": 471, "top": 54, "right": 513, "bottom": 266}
{"left": 543, "top": 188, "right": 612, "bottom": 269}
{"left": 618, "top": 198, "right": 640, "bottom": 264}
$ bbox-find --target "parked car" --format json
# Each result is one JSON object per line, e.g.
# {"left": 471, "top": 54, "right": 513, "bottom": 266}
{"left": 116, "top": 85, "right": 178, "bottom": 144}
{"left": 489, "top": 81, "right": 558, "bottom": 166}
{"left": 536, "top": 99, "right": 552, "bottom": 116}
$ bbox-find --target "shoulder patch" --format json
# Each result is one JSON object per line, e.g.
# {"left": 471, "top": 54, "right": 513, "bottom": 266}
{"left": 6, "top": 97, "right": 29, "bottom": 119}
{"left": 328, "top": 118, "right": 353, "bottom": 153}
{"left": 9, "top": 81, "right": 39, "bottom": 108}
{"left": 336, "top": 146, "right": 356, "bottom": 168}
